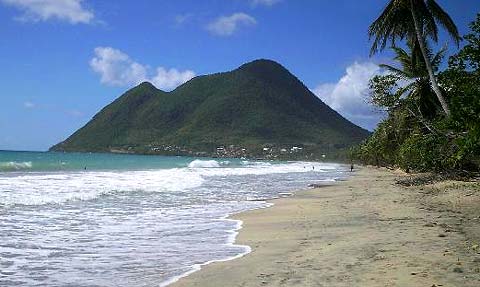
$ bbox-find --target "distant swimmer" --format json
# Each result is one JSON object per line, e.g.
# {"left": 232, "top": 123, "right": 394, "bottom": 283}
{"left": 84, "top": 166, "right": 87, "bottom": 170}
{"left": 312, "top": 166, "right": 315, "bottom": 170}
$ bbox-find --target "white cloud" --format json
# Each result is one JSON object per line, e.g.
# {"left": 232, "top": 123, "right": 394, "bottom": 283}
{"left": 23, "top": 101, "right": 35, "bottom": 108}
{"left": 312, "top": 62, "right": 385, "bottom": 131}
{"left": 207, "top": 13, "right": 256, "bottom": 36}
{"left": 1, "top": 0, "right": 94, "bottom": 24}
{"left": 151, "top": 67, "right": 196, "bottom": 91}
{"left": 251, "top": 0, "right": 281, "bottom": 7}
{"left": 90, "top": 47, "right": 196, "bottom": 91}
{"left": 90, "top": 47, "right": 147, "bottom": 87}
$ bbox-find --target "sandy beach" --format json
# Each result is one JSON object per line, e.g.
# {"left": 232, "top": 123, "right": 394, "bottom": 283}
{"left": 173, "top": 166, "right": 480, "bottom": 287}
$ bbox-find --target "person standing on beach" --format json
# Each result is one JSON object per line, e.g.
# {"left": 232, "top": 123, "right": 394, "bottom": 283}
{"left": 350, "top": 163, "right": 354, "bottom": 172}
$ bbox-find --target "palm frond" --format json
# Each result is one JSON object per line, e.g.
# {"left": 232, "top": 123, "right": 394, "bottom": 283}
{"left": 380, "top": 63, "right": 412, "bottom": 79}
{"left": 431, "top": 44, "right": 447, "bottom": 71}
{"left": 395, "top": 82, "right": 416, "bottom": 98}
{"left": 415, "top": 0, "right": 439, "bottom": 42}
{"left": 369, "top": 0, "right": 413, "bottom": 55}
{"left": 426, "top": 0, "right": 461, "bottom": 46}
{"left": 369, "top": 0, "right": 460, "bottom": 54}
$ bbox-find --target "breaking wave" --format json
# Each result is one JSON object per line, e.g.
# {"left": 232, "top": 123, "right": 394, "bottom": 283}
{"left": 0, "top": 161, "right": 33, "bottom": 171}
{"left": 188, "top": 160, "right": 222, "bottom": 168}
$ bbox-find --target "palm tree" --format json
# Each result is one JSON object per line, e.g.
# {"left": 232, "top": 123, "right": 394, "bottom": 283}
{"left": 381, "top": 43, "right": 445, "bottom": 121}
{"left": 369, "top": 43, "right": 446, "bottom": 134}
{"left": 368, "top": 0, "right": 461, "bottom": 116}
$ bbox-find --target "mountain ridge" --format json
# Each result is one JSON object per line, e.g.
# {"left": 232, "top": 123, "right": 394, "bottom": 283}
{"left": 50, "top": 59, "right": 369, "bottom": 160}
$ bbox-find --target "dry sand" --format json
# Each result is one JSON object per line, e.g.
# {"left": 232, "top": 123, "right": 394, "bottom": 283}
{"left": 173, "top": 166, "right": 480, "bottom": 287}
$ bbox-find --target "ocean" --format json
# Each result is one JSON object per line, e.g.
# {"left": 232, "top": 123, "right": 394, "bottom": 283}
{"left": 0, "top": 150, "right": 348, "bottom": 286}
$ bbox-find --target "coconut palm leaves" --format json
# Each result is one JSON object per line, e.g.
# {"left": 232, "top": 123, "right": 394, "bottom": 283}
{"left": 370, "top": 43, "right": 445, "bottom": 134}
{"left": 369, "top": 0, "right": 461, "bottom": 116}
{"left": 369, "top": 0, "right": 460, "bottom": 54}
{"left": 380, "top": 44, "right": 446, "bottom": 80}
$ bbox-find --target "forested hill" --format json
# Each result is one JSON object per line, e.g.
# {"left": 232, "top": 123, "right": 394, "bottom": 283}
{"left": 50, "top": 59, "right": 369, "bottom": 159}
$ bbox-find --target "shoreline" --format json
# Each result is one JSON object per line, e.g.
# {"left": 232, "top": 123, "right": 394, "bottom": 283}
{"left": 160, "top": 212, "right": 267, "bottom": 287}
{"left": 164, "top": 177, "right": 340, "bottom": 286}
{"left": 173, "top": 166, "right": 480, "bottom": 286}
{"left": 162, "top": 181, "right": 336, "bottom": 286}
{"left": 160, "top": 218, "right": 252, "bottom": 287}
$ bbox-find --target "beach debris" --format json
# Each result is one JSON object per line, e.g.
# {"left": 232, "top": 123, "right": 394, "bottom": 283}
{"left": 452, "top": 267, "right": 464, "bottom": 273}
{"left": 438, "top": 233, "right": 447, "bottom": 237}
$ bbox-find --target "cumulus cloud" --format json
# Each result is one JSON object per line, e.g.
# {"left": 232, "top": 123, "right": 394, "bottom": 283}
{"left": 151, "top": 68, "right": 196, "bottom": 91}
{"left": 1, "top": 0, "right": 94, "bottom": 24}
{"left": 251, "top": 0, "right": 281, "bottom": 7}
{"left": 90, "top": 47, "right": 195, "bottom": 91}
{"left": 312, "top": 62, "right": 385, "bottom": 131}
{"left": 90, "top": 47, "right": 147, "bottom": 87}
{"left": 207, "top": 13, "right": 256, "bottom": 36}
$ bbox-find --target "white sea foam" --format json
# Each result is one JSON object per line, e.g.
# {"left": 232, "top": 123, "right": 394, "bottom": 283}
{"left": 0, "top": 161, "right": 342, "bottom": 206}
{"left": 0, "top": 161, "right": 32, "bottom": 171}
{"left": 188, "top": 159, "right": 221, "bottom": 168}
{"left": 197, "top": 161, "right": 342, "bottom": 177}
{"left": 0, "top": 169, "right": 204, "bottom": 206}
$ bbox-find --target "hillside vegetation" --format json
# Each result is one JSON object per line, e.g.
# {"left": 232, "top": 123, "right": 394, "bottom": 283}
{"left": 51, "top": 59, "right": 369, "bottom": 160}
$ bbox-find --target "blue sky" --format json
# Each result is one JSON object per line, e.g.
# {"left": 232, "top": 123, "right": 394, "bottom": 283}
{"left": 0, "top": 0, "right": 478, "bottom": 151}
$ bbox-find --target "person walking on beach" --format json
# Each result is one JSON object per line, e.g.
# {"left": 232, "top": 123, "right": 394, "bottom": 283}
{"left": 350, "top": 163, "right": 354, "bottom": 172}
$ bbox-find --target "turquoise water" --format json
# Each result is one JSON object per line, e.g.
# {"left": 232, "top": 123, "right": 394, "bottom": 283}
{"left": 0, "top": 150, "right": 347, "bottom": 286}
{"left": 0, "top": 150, "right": 245, "bottom": 172}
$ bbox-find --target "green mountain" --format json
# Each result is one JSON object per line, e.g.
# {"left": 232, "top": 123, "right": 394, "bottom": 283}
{"left": 50, "top": 59, "right": 369, "bottom": 159}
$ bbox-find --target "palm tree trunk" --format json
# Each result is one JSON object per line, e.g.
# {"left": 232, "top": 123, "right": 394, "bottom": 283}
{"left": 409, "top": 0, "right": 451, "bottom": 116}
{"left": 406, "top": 106, "right": 438, "bottom": 135}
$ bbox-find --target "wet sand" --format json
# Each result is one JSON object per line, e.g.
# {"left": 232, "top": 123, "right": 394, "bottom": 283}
{"left": 173, "top": 166, "right": 480, "bottom": 286}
